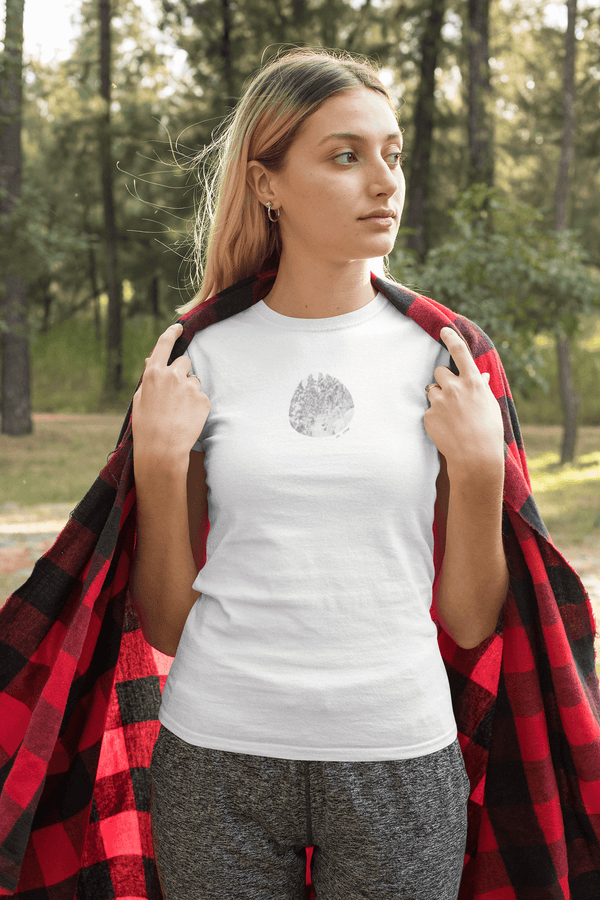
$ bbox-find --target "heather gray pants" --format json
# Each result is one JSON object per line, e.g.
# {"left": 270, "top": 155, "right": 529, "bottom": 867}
{"left": 150, "top": 726, "right": 469, "bottom": 900}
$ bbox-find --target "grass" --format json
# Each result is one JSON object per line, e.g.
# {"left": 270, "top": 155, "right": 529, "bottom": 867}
{"left": 30, "top": 315, "right": 168, "bottom": 413}
{"left": 521, "top": 426, "right": 600, "bottom": 546}
{"left": 0, "top": 419, "right": 598, "bottom": 549}
{"left": 1, "top": 419, "right": 598, "bottom": 676}
{"left": 0, "top": 414, "right": 126, "bottom": 506}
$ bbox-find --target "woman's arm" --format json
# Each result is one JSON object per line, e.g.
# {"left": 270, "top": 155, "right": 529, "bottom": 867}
{"left": 433, "top": 453, "right": 508, "bottom": 649}
{"left": 129, "top": 323, "right": 211, "bottom": 657}
{"left": 426, "top": 327, "right": 509, "bottom": 650}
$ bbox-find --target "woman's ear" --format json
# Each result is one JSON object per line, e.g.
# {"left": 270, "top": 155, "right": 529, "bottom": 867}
{"left": 246, "top": 160, "right": 277, "bottom": 208}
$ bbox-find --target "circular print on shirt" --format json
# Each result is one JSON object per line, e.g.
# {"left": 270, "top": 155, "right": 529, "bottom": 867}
{"left": 289, "top": 373, "right": 355, "bottom": 437}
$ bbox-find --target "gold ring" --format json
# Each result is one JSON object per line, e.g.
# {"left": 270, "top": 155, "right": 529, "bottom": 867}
{"left": 425, "top": 383, "right": 440, "bottom": 394}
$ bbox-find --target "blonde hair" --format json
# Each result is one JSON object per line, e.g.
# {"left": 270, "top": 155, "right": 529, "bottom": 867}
{"left": 177, "top": 47, "right": 397, "bottom": 314}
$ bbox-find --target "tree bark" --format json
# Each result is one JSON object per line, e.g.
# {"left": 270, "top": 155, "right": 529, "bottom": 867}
{"left": 89, "top": 242, "right": 102, "bottom": 343}
{"left": 148, "top": 275, "right": 159, "bottom": 320}
{"left": 40, "top": 275, "right": 53, "bottom": 334}
{"left": 292, "top": 0, "right": 305, "bottom": 27}
{"left": 466, "top": 0, "right": 494, "bottom": 188}
{"left": 404, "top": 0, "right": 446, "bottom": 262}
{"left": 0, "top": 0, "right": 32, "bottom": 435}
{"left": 554, "top": 0, "right": 578, "bottom": 464}
{"left": 1, "top": 276, "right": 31, "bottom": 433}
{"left": 81, "top": 204, "right": 102, "bottom": 342}
{"left": 557, "top": 331, "right": 578, "bottom": 463}
{"left": 321, "top": 0, "right": 338, "bottom": 49}
{"left": 221, "top": 0, "right": 235, "bottom": 110}
{"left": 99, "top": 0, "right": 123, "bottom": 400}
{"left": 554, "top": 0, "right": 577, "bottom": 233}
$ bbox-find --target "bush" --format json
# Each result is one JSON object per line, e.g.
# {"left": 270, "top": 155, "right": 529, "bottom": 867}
{"left": 512, "top": 317, "right": 600, "bottom": 425}
{"left": 30, "top": 312, "right": 169, "bottom": 413}
{"left": 389, "top": 187, "right": 600, "bottom": 397}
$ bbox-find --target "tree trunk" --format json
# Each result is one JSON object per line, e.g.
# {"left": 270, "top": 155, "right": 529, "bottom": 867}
{"left": 557, "top": 331, "right": 578, "bottom": 463}
{"left": 40, "top": 275, "right": 53, "bottom": 334}
{"left": 321, "top": 0, "right": 338, "bottom": 49}
{"left": 554, "top": 0, "right": 577, "bottom": 234}
{"left": 148, "top": 275, "right": 159, "bottom": 320}
{"left": 466, "top": 0, "right": 494, "bottom": 188}
{"left": 1, "top": 276, "right": 31, "bottom": 434}
{"left": 404, "top": 0, "right": 446, "bottom": 262}
{"left": 82, "top": 207, "right": 102, "bottom": 342}
{"left": 221, "top": 0, "right": 235, "bottom": 110}
{"left": 0, "top": 0, "right": 32, "bottom": 435}
{"left": 99, "top": 0, "right": 123, "bottom": 400}
{"left": 554, "top": 0, "right": 578, "bottom": 464}
{"left": 292, "top": 0, "right": 305, "bottom": 27}
{"left": 90, "top": 249, "right": 102, "bottom": 344}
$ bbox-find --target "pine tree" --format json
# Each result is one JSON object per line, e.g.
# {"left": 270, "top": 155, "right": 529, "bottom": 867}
{"left": 467, "top": 0, "right": 494, "bottom": 187}
{"left": 555, "top": 0, "right": 579, "bottom": 464}
{"left": 404, "top": 0, "right": 447, "bottom": 261}
{"left": 0, "top": 0, "right": 32, "bottom": 435}
{"left": 99, "top": 0, "right": 124, "bottom": 399}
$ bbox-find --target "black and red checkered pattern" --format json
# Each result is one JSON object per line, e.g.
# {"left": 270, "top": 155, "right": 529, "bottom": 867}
{"left": 1, "top": 270, "right": 599, "bottom": 899}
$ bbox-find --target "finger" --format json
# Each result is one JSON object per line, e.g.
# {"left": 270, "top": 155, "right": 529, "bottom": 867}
{"left": 148, "top": 323, "right": 184, "bottom": 368}
{"left": 425, "top": 383, "right": 443, "bottom": 404}
{"left": 170, "top": 354, "right": 192, "bottom": 376}
{"left": 440, "top": 327, "right": 477, "bottom": 377}
{"left": 432, "top": 364, "right": 453, "bottom": 388}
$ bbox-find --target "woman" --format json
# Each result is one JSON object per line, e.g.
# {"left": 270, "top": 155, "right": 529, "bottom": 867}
{"left": 2, "top": 45, "right": 599, "bottom": 900}
{"left": 130, "top": 47, "right": 509, "bottom": 899}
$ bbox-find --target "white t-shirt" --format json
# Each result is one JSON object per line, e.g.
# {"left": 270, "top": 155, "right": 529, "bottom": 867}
{"left": 159, "top": 290, "right": 457, "bottom": 760}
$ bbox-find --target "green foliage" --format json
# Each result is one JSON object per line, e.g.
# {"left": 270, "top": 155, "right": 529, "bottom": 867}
{"left": 30, "top": 310, "right": 169, "bottom": 412}
{"left": 512, "top": 318, "right": 600, "bottom": 425}
{"left": 1, "top": 0, "right": 598, "bottom": 424}
{"left": 0, "top": 183, "right": 89, "bottom": 301}
{"left": 491, "top": 0, "right": 600, "bottom": 264}
{"left": 390, "top": 186, "right": 600, "bottom": 391}
{"left": 17, "top": 0, "right": 189, "bottom": 336}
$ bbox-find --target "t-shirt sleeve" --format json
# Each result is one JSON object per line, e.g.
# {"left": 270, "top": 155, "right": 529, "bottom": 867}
{"left": 184, "top": 348, "right": 207, "bottom": 453}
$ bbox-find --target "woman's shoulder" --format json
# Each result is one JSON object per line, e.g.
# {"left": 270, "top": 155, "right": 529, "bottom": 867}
{"left": 375, "top": 276, "right": 496, "bottom": 356}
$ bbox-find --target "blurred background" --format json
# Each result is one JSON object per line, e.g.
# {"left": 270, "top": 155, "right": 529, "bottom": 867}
{"left": 0, "top": 0, "right": 599, "bottom": 618}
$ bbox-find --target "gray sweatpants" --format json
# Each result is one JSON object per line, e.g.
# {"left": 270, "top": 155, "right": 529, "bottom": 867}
{"left": 151, "top": 726, "right": 469, "bottom": 900}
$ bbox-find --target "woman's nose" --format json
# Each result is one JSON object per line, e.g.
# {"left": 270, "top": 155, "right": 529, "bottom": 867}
{"left": 371, "top": 158, "right": 402, "bottom": 195}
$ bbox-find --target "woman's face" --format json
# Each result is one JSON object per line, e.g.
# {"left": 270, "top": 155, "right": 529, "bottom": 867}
{"left": 271, "top": 87, "right": 405, "bottom": 265}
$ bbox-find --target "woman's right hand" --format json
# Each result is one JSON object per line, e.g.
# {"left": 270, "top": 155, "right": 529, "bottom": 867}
{"left": 132, "top": 322, "right": 211, "bottom": 464}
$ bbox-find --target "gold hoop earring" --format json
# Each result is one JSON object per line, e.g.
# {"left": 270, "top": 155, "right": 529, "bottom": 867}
{"left": 267, "top": 202, "right": 281, "bottom": 223}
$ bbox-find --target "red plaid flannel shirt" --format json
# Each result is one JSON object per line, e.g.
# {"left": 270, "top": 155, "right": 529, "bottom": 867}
{"left": 1, "top": 271, "right": 599, "bottom": 900}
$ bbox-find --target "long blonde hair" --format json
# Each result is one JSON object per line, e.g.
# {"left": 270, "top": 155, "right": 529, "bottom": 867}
{"left": 177, "top": 47, "right": 397, "bottom": 314}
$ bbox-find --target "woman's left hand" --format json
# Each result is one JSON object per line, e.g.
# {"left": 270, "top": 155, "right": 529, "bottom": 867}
{"left": 424, "top": 326, "right": 504, "bottom": 479}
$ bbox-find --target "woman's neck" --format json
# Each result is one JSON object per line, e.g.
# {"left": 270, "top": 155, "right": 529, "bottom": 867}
{"left": 262, "top": 253, "right": 379, "bottom": 319}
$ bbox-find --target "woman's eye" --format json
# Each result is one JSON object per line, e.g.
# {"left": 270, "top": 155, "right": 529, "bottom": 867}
{"left": 388, "top": 152, "right": 405, "bottom": 166}
{"left": 334, "top": 151, "right": 358, "bottom": 165}
{"left": 333, "top": 149, "right": 405, "bottom": 166}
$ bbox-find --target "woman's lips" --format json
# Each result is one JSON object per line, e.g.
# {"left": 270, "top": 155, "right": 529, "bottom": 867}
{"left": 360, "top": 216, "right": 395, "bottom": 226}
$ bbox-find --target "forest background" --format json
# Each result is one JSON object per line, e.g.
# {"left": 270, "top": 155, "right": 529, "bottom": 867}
{"left": 0, "top": 0, "right": 600, "bottom": 455}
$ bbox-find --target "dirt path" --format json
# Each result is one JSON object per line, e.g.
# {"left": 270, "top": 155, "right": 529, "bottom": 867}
{"left": 0, "top": 504, "right": 77, "bottom": 604}
{"left": 1, "top": 502, "right": 599, "bottom": 656}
